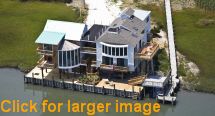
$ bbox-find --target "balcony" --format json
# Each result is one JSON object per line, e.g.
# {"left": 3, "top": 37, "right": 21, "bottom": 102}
{"left": 100, "top": 64, "right": 129, "bottom": 72}
{"left": 37, "top": 57, "right": 54, "bottom": 69}
{"left": 37, "top": 47, "right": 53, "bottom": 56}
{"left": 136, "top": 42, "right": 159, "bottom": 60}
{"left": 80, "top": 47, "right": 96, "bottom": 54}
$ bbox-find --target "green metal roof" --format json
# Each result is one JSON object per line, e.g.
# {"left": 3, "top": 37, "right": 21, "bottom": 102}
{"left": 35, "top": 31, "right": 65, "bottom": 45}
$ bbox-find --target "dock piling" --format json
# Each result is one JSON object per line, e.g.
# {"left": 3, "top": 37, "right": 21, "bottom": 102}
{"left": 102, "top": 86, "right": 105, "bottom": 95}
{"left": 113, "top": 84, "right": 116, "bottom": 96}
{"left": 163, "top": 96, "right": 165, "bottom": 104}
{"left": 32, "top": 73, "right": 35, "bottom": 85}
{"left": 52, "top": 76, "right": 55, "bottom": 88}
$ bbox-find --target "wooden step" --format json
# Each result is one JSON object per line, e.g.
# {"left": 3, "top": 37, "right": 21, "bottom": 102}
{"left": 128, "top": 76, "right": 145, "bottom": 85}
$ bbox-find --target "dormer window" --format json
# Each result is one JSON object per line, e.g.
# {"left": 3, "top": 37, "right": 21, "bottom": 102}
{"left": 130, "top": 15, "right": 134, "bottom": 19}
{"left": 108, "top": 27, "right": 120, "bottom": 33}
{"left": 133, "top": 27, "right": 138, "bottom": 31}
{"left": 141, "top": 29, "right": 145, "bottom": 34}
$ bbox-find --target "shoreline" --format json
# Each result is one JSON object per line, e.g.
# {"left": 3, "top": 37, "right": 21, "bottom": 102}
{"left": 0, "top": 65, "right": 31, "bottom": 73}
{"left": 0, "top": 67, "right": 214, "bottom": 95}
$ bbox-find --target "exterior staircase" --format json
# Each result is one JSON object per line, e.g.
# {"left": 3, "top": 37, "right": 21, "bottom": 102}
{"left": 128, "top": 76, "right": 145, "bottom": 85}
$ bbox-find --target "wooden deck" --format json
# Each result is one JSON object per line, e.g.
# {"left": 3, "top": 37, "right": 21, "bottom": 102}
{"left": 37, "top": 47, "right": 53, "bottom": 56}
{"left": 96, "top": 79, "right": 143, "bottom": 93}
{"left": 80, "top": 47, "right": 96, "bottom": 54}
{"left": 136, "top": 42, "right": 159, "bottom": 60}
{"left": 37, "top": 57, "right": 54, "bottom": 68}
{"left": 100, "top": 64, "right": 129, "bottom": 72}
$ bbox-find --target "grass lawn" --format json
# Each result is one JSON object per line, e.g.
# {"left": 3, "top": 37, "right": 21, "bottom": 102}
{"left": 173, "top": 9, "right": 215, "bottom": 93}
{"left": 0, "top": 0, "right": 82, "bottom": 70}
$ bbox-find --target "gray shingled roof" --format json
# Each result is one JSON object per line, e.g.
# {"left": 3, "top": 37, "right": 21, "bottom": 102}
{"left": 59, "top": 40, "right": 79, "bottom": 51}
{"left": 97, "top": 8, "right": 146, "bottom": 47}
{"left": 97, "top": 28, "right": 140, "bottom": 47}
{"left": 81, "top": 24, "right": 108, "bottom": 42}
{"left": 121, "top": 8, "right": 134, "bottom": 17}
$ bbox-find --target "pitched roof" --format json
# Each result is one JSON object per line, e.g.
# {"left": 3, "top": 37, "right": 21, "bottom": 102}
{"left": 97, "top": 28, "right": 140, "bottom": 47}
{"left": 134, "top": 9, "right": 151, "bottom": 21}
{"left": 97, "top": 8, "right": 150, "bottom": 47}
{"left": 59, "top": 40, "right": 79, "bottom": 51}
{"left": 121, "top": 8, "right": 134, "bottom": 17}
{"left": 44, "top": 20, "right": 87, "bottom": 41}
{"left": 35, "top": 31, "right": 65, "bottom": 45}
{"left": 81, "top": 24, "right": 108, "bottom": 42}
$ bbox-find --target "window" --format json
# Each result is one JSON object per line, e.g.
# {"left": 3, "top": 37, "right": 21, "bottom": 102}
{"left": 71, "top": 51, "right": 74, "bottom": 65}
{"left": 59, "top": 51, "right": 62, "bottom": 66}
{"left": 75, "top": 49, "right": 78, "bottom": 65}
{"left": 139, "top": 40, "right": 142, "bottom": 49}
{"left": 112, "top": 47, "right": 115, "bottom": 56}
{"left": 63, "top": 51, "right": 67, "bottom": 67}
{"left": 102, "top": 45, "right": 105, "bottom": 53}
{"left": 102, "top": 56, "right": 113, "bottom": 65}
{"left": 120, "top": 48, "right": 123, "bottom": 56}
{"left": 67, "top": 51, "right": 71, "bottom": 66}
{"left": 124, "top": 47, "right": 127, "bottom": 56}
{"left": 108, "top": 27, "right": 119, "bottom": 33}
{"left": 108, "top": 47, "right": 111, "bottom": 55}
{"left": 43, "top": 44, "right": 52, "bottom": 51}
{"left": 105, "top": 46, "right": 108, "bottom": 54}
{"left": 117, "top": 58, "right": 128, "bottom": 67}
{"left": 116, "top": 48, "right": 119, "bottom": 56}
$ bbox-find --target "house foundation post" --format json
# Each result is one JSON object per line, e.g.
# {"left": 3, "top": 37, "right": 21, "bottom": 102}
{"left": 151, "top": 59, "right": 154, "bottom": 75}
{"left": 59, "top": 69, "right": 62, "bottom": 79}
{"left": 41, "top": 67, "right": 44, "bottom": 78}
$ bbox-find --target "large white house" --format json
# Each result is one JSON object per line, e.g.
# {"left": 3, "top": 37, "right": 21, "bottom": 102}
{"left": 35, "top": 8, "right": 160, "bottom": 81}
{"left": 96, "top": 8, "right": 151, "bottom": 72}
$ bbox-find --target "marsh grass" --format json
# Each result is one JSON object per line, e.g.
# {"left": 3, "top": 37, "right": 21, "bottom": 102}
{"left": 0, "top": 0, "right": 83, "bottom": 70}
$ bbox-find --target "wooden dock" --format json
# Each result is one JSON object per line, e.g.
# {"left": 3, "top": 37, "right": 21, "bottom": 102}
{"left": 157, "top": 94, "right": 176, "bottom": 105}
{"left": 24, "top": 76, "right": 143, "bottom": 100}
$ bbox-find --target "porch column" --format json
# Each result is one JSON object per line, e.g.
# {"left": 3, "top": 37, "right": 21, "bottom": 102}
{"left": 67, "top": 69, "right": 69, "bottom": 79}
{"left": 59, "top": 69, "right": 62, "bottom": 79}
{"left": 147, "top": 61, "right": 150, "bottom": 75}
{"left": 79, "top": 65, "right": 81, "bottom": 74}
{"left": 121, "top": 72, "right": 124, "bottom": 80}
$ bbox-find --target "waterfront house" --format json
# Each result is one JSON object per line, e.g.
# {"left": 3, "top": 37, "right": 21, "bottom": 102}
{"left": 34, "top": 8, "right": 168, "bottom": 96}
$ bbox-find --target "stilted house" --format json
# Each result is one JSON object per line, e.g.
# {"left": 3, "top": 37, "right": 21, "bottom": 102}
{"left": 35, "top": 8, "right": 170, "bottom": 97}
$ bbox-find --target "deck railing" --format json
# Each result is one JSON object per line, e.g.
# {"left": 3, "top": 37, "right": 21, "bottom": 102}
{"left": 100, "top": 64, "right": 129, "bottom": 72}
{"left": 37, "top": 57, "right": 54, "bottom": 68}
{"left": 81, "top": 60, "right": 97, "bottom": 66}
{"left": 37, "top": 47, "right": 53, "bottom": 55}
{"left": 81, "top": 47, "right": 96, "bottom": 53}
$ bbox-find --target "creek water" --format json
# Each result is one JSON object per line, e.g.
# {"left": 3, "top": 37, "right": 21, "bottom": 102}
{"left": 0, "top": 68, "right": 215, "bottom": 116}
